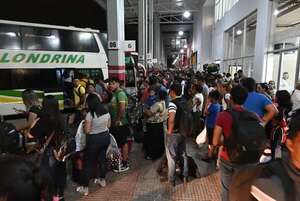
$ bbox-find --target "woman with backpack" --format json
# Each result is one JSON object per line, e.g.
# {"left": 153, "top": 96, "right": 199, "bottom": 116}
{"left": 28, "top": 95, "right": 72, "bottom": 201}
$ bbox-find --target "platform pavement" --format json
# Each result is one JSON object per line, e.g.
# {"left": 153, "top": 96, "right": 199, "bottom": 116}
{"left": 65, "top": 139, "right": 221, "bottom": 201}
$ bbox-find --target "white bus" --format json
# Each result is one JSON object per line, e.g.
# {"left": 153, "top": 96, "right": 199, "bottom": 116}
{"left": 0, "top": 20, "right": 108, "bottom": 117}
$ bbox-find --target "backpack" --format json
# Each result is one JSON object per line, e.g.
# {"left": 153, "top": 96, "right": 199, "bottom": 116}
{"left": 0, "top": 121, "right": 24, "bottom": 154}
{"left": 172, "top": 98, "right": 193, "bottom": 137}
{"left": 224, "top": 109, "right": 267, "bottom": 164}
{"left": 229, "top": 160, "right": 295, "bottom": 201}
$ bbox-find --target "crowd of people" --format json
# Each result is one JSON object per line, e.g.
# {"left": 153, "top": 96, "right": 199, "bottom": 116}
{"left": 0, "top": 68, "right": 300, "bottom": 201}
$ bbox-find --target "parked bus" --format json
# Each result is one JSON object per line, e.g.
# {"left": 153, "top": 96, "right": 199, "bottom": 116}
{"left": 0, "top": 20, "right": 108, "bottom": 117}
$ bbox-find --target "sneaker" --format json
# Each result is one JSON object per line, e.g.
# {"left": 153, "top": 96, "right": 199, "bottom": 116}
{"left": 94, "top": 178, "right": 100, "bottom": 184}
{"left": 99, "top": 179, "right": 106, "bottom": 187}
{"left": 95, "top": 178, "right": 106, "bottom": 187}
{"left": 113, "top": 163, "right": 130, "bottom": 173}
{"left": 78, "top": 187, "right": 89, "bottom": 196}
{"left": 76, "top": 186, "right": 83, "bottom": 192}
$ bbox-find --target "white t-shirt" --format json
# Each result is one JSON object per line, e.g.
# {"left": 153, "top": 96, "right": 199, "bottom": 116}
{"left": 291, "top": 89, "right": 300, "bottom": 111}
{"left": 192, "top": 93, "right": 204, "bottom": 112}
{"left": 85, "top": 112, "right": 110, "bottom": 134}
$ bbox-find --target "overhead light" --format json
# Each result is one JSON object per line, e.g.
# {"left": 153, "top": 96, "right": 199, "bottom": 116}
{"left": 178, "top": 31, "right": 184, "bottom": 36}
{"left": 183, "top": 44, "right": 188, "bottom": 49}
{"left": 176, "top": 2, "right": 183, "bottom": 7}
{"left": 236, "top": 30, "right": 243, "bottom": 35}
{"left": 183, "top": 11, "right": 191, "bottom": 18}
{"left": 4, "top": 32, "right": 17, "bottom": 37}
{"left": 274, "top": 9, "right": 280, "bottom": 16}
{"left": 180, "top": 49, "right": 184, "bottom": 53}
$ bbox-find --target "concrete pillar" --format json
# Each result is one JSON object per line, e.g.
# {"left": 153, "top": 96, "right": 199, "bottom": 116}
{"left": 192, "top": 11, "right": 202, "bottom": 71}
{"left": 138, "top": 0, "right": 146, "bottom": 68}
{"left": 153, "top": 13, "right": 161, "bottom": 63}
{"left": 253, "top": 0, "right": 273, "bottom": 82}
{"left": 107, "top": 0, "right": 125, "bottom": 80}
{"left": 148, "top": 0, "right": 154, "bottom": 59}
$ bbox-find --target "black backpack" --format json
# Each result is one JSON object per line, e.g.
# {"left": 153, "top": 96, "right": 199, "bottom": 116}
{"left": 0, "top": 121, "right": 24, "bottom": 154}
{"left": 229, "top": 160, "right": 295, "bottom": 201}
{"left": 172, "top": 98, "right": 193, "bottom": 137}
{"left": 224, "top": 109, "right": 267, "bottom": 164}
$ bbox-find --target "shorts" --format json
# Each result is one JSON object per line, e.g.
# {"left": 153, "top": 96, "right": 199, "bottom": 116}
{"left": 110, "top": 125, "right": 130, "bottom": 147}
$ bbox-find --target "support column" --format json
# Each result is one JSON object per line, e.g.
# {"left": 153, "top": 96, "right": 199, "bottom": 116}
{"left": 138, "top": 0, "right": 147, "bottom": 68}
{"left": 107, "top": 0, "right": 125, "bottom": 80}
{"left": 154, "top": 13, "right": 161, "bottom": 63}
{"left": 148, "top": 0, "right": 154, "bottom": 59}
{"left": 254, "top": 0, "right": 274, "bottom": 82}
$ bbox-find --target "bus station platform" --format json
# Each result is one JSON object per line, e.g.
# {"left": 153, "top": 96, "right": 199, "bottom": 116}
{"left": 65, "top": 141, "right": 221, "bottom": 201}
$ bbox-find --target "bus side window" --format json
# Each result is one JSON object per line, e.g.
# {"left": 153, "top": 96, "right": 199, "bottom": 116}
{"left": 0, "top": 24, "right": 21, "bottom": 50}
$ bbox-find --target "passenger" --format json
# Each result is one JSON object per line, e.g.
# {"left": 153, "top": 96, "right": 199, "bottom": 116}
{"left": 280, "top": 72, "right": 293, "bottom": 93}
{"left": 108, "top": 77, "right": 130, "bottom": 172}
{"left": 237, "top": 69, "right": 244, "bottom": 80}
{"left": 166, "top": 82, "right": 188, "bottom": 186}
{"left": 0, "top": 155, "right": 53, "bottom": 201}
{"left": 62, "top": 69, "right": 74, "bottom": 101}
{"left": 270, "top": 90, "right": 292, "bottom": 159}
{"left": 84, "top": 83, "right": 102, "bottom": 105}
{"left": 241, "top": 77, "right": 278, "bottom": 126}
{"left": 195, "top": 76, "right": 209, "bottom": 115}
{"left": 71, "top": 79, "right": 86, "bottom": 126}
{"left": 204, "top": 90, "right": 221, "bottom": 147}
{"left": 144, "top": 87, "right": 157, "bottom": 108}
{"left": 229, "top": 114, "right": 300, "bottom": 201}
{"left": 28, "top": 95, "right": 68, "bottom": 201}
{"left": 94, "top": 77, "right": 105, "bottom": 99}
{"left": 291, "top": 83, "right": 300, "bottom": 112}
{"left": 143, "top": 90, "right": 167, "bottom": 160}
{"left": 211, "top": 85, "right": 260, "bottom": 201}
{"left": 191, "top": 84, "right": 204, "bottom": 138}
{"left": 77, "top": 94, "right": 111, "bottom": 196}
{"left": 15, "top": 89, "right": 41, "bottom": 132}
{"left": 256, "top": 83, "right": 272, "bottom": 100}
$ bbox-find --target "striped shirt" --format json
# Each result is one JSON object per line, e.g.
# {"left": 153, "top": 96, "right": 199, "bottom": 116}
{"left": 168, "top": 102, "right": 177, "bottom": 114}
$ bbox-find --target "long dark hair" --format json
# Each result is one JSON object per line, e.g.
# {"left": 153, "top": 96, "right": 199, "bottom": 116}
{"left": 276, "top": 90, "right": 292, "bottom": 120}
{"left": 86, "top": 94, "right": 108, "bottom": 118}
{"left": 41, "top": 95, "right": 63, "bottom": 133}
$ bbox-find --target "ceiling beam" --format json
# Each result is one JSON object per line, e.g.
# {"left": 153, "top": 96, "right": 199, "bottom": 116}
{"left": 94, "top": 0, "right": 107, "bottom": 10}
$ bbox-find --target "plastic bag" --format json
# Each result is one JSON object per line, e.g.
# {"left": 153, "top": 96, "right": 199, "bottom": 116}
{"left": 75, "top": 121, "right": 86, "bottom": 152}
{"left": 196, "top": 127, "right": 207, "bottom": 145}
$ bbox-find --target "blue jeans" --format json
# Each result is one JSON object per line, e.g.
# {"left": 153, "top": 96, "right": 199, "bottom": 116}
{"left": 81, "top": 132, "right": 110, "bottom": 187}
{"left": 165, "top": 133, "right": 188, "bottom": 182}
{"left": 219, "top": 159, "right": 256, "bottom": 201}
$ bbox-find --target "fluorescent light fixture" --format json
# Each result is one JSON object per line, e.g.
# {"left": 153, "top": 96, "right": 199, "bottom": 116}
{"left": 176, "top": 2, "right": 183, "bottom": 7}
{"left": 5, "top": 32, "right": 17, "bottom": 37}
{"left": 236, "top": 30, "right": 243, "bottom": 35}
{"left": 178, "top": 31, "right": 184, "bottom": 36}
{"left": 183, "top": 11, "right": 191, "bottom": 18}
{"left": 48, "top": 35, "right": 56, "bottom": 39}
{"left": 183, "top": 44, "right": 188, "bottom": 49}
{"left": 274, "top": 9, "right": 280, "bottom": 16}
{"left": 180, "top": 49, "right": 184, "bottom": 53}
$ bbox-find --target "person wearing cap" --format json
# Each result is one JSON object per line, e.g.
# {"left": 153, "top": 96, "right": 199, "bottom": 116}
{"left": 108, "top": 77, "right": 130, "bottom": 172}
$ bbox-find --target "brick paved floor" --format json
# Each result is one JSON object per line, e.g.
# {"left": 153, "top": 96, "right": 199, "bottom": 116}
{"left": 66, "top": 141, "right": 221, "bottom": 201}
